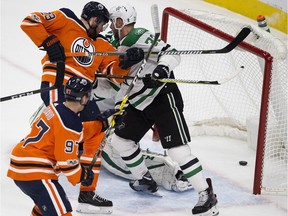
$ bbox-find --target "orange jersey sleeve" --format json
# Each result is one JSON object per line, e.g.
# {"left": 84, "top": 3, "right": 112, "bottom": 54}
{"left": 81, "top": 120, "right": 103, "bottom": 143}
{"left": 7, "top": 103, "right": 83, "bottom": 186}
{"left": 21, "top": 8, "right": 129, "bottom": 85}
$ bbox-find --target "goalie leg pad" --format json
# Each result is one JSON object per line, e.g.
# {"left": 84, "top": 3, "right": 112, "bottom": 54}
{"left": 103, "top": 132, "right": 193, "bottom": 192}
{"left": 142, "top": 149, "right": 193, "bottom": 192}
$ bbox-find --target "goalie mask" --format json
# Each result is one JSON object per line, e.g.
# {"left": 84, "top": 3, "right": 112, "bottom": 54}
{"left": 109, "top": 4, "right": 137, "bottom": 30}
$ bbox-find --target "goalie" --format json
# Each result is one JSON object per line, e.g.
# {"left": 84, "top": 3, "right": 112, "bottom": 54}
{"left": 103, "top": 143, "right": 193, "bottom": 192}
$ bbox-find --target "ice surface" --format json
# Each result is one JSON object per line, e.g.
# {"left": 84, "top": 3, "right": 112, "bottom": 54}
{"left": 1, "top": 0, "right": 287, "bottom": 215}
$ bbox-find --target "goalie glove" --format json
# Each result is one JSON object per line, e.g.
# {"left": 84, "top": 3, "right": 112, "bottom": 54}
{"left": 96, "top": 109, "right": 125, "bottom": 131}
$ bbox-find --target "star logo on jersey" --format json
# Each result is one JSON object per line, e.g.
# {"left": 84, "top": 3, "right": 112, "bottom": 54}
{"left": 72, "top": 38, "right": 95, "bottom": 66}
{"left": 135, "top": 28, "right": 146, "bottom": 35}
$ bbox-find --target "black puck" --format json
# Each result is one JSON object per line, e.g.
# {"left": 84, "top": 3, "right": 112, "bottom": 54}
{"left": 239, "top": 161, "right": 248, "bottom": 166}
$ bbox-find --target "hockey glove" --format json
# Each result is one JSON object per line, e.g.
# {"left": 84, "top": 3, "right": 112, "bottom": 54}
{"left": 119, "top": 47, "right": 144, "bottom": 69}
{"left": 96, "top": 109, "right": 125, "bottom": 131}
{"left": 80, "top": 165, "right": 94, "bottom": 186}
{"left": 143, "top": 65, "right": 169, "bottom": 88}
{"left": 113, "top": 109, "right": 126, "bottom": 130}
{"left": 41, "top": 35, "right": 66, "bottom": 63}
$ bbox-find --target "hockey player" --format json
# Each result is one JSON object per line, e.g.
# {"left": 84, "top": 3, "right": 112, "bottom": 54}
{"left": 21, "top": 2, "right": 144, "bottom": 214}
{"left": 107, "top": 4, "right": 219, "bottom": 216}
{"left": 7, "top": 77, "right": 111, "bottom": 216}
{"left": 91, "top": 32, "right": 194, "bottom": 193}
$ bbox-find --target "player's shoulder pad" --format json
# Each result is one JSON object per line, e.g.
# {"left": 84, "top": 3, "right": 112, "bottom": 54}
{"left": 53, "top": 102, "right": 82, "bottom": 133}
{"left": 121, "top": 28, "right": 149, "bottom": 47}
{"left": 59, "top": 8, "right": 84, "bottom": 28}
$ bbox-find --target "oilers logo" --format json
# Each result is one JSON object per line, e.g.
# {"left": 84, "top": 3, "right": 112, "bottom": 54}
{"left": 72, "top": 38, "right": 94, "bottom": 66}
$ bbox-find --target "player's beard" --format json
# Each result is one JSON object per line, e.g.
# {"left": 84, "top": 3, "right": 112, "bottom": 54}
{"left": 87, "top": 27, "right": 98, "bottom": 40}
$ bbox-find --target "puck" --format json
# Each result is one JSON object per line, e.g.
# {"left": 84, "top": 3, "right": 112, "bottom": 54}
{"left": 239, "top": 161, "right": 248, "bottom": 166}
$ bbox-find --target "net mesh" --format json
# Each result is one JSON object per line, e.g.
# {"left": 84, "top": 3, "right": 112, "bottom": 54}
{"left": 164, "top": 9, "right": 287, "bottom": 194}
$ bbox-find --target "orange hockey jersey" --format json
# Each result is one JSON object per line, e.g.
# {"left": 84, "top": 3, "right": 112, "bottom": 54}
{"left": 21, "top": 8, "right": 128, "bottom": 84}
{"left": 7, "top": 102, "right": 103, "bottom": 186}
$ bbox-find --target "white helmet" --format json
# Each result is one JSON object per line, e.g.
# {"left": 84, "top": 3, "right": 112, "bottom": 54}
{"left": 109, "top": 4, "right": 137, "bottom": 28}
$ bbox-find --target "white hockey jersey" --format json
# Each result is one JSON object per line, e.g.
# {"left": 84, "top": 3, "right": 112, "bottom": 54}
{"left": 93, "top": 27, "right": 180, "bottom": 111}
{"left": 116, "top": 28, "right": 180, "bottom": 110}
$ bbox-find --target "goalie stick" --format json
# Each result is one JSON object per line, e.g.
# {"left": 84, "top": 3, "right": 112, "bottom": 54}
{"left": 66, "top": 27, "right": 251, "bottom": 57}
{"left": 88, "top": 4, "right": 161, "bottom": 172}
{"left": 0, "top": 61, "right": 65, "bottom": 102}
{"left": 94, "top": 66, "right": 244, "bottom": 85}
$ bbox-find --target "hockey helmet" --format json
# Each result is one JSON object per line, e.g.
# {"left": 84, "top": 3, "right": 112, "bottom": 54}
{"left": 109, "top": 4, "right": 137, "bottom": 27}
{"left": 64, "top": 77, "right": 92, "bottom": 101}
{"left": 81, "top": 1, "right": 110, "bottom": 23}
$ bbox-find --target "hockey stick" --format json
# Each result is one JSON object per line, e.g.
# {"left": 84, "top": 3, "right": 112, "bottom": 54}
{"left": 156, "top": 27, "right": 251, "bottom": 55}
{"left": 88, "top": 4, "right": 161, "bottom": 171}
{"left": 66, "top": 27, "right": 251, "bottom": 57}
{"left": 94, "top": 66, "right": 244, "bottom": 85}
{"left": 0, "top": 61, "right": 65, "bottom": 102}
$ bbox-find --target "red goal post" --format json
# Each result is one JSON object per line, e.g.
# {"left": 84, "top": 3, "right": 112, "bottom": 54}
{"left": 157, "top": 7, "right": 287, "bottom": 195}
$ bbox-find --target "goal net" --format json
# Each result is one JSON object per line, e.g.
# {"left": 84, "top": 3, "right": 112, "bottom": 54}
{"left": 160, "top": 7, "right": 287, "bottom": 195}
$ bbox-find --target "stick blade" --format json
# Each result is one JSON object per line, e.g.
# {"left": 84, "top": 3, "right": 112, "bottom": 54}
{"left": 222, "top": 27, "right": 251, "bottom": 53}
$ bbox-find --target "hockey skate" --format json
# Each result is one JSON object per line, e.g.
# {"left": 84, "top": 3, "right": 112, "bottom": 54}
{"left": 129, "top": 171, "right": 159, "bottom": 195}
{"left": 76, "top": 191, "right": 113, "bottom": 214}
{"left": 192, "top": 178, "right": 219, "bottom": 216}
